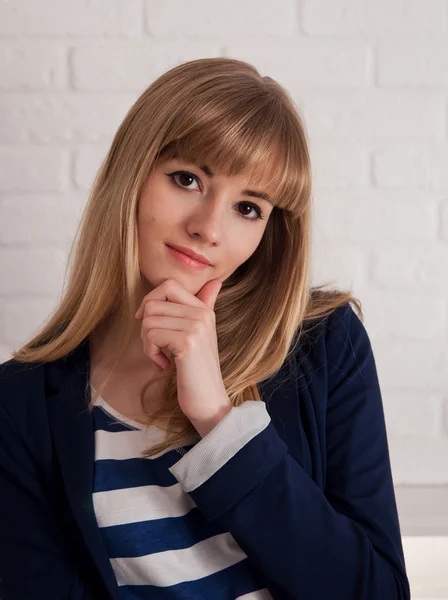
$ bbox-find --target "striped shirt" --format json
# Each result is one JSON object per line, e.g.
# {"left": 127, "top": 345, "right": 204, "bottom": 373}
{"left": 91, "top": 386, "right": 274, "bottom": 599}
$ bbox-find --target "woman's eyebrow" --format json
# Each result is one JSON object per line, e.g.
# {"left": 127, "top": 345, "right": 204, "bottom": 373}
{"left": 196, "top": 163, "right": 273, "bottom": 205}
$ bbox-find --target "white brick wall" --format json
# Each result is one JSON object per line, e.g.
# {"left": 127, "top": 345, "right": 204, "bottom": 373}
{"left": 0, "top": 1, "right": 447, "bottom": 493}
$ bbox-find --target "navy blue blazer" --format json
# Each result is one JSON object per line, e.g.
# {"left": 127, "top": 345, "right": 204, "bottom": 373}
{"left": 0, "top": 304, "right": 410, "bottom": 599}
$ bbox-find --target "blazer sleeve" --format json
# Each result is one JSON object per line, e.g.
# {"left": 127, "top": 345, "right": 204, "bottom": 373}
{"left": 168, "top": 304, "right": 411, "bottom": 599}
{"left": 0, "top": 398, "right": 96, "bottom": 600}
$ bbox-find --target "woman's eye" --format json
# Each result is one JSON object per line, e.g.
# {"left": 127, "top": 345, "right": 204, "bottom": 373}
{"left": 166, "top": 170, "right": 264, "bottom": 221}
{"left": 238, "top": 203, "right": 264, "bottom": 221}
{"left": 168, "top": 171, "right": 200, "bottom": 191}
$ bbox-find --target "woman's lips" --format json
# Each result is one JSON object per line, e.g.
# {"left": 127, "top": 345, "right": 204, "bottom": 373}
{"left": 166, "top": 245, "right": 211, "bottom": 270}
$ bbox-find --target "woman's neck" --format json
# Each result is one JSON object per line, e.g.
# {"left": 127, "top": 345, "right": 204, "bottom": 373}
{"left": 90, "top": 314, "right": 158, "bottom": 373}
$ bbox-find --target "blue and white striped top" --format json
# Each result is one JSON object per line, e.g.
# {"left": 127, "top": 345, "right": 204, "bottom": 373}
{"left": 91, "top": 386, "right": 274, "bottom": 599}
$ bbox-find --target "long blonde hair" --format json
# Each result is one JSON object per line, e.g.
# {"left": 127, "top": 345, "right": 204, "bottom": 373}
{"left": 11, "top": 57, "right": 362, "bottom": 457}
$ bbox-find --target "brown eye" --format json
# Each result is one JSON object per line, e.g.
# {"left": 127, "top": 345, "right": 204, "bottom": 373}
{"left": 168, "top": 171, "right": 200, "bottom": 191}
{"left": 238, "top": 203, "right": 264, "bottom": 221}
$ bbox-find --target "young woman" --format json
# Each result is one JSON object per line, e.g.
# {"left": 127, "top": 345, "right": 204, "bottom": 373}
{"left": 0, "top": 57, "right": 410, "bottom": 599}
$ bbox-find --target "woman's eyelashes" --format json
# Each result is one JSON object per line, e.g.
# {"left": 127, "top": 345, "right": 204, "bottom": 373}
{"left": 166, "top": 170, "right": 264, "bottom": 221}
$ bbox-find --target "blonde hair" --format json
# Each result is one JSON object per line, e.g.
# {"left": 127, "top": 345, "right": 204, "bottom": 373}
{"left": 11, "top": 57, "right": 362, "bottom": 457}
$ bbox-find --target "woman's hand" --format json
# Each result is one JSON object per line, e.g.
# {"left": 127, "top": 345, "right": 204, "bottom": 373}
{"left": 134, "top": 278, "right": 232, "bottom": 437}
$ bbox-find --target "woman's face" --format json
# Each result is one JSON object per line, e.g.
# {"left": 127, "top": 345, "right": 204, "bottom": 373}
{"left": 137, "top": 156, "right": 274, "bottom": 296}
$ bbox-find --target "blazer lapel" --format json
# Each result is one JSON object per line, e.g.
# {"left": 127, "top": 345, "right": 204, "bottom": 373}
{"left": 46, "top": 337, "right": 121, "bottom": 600}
